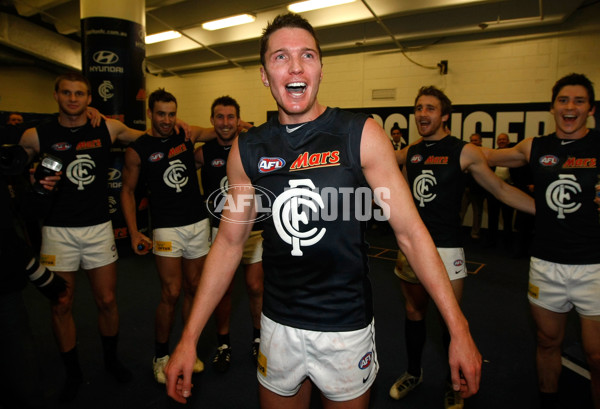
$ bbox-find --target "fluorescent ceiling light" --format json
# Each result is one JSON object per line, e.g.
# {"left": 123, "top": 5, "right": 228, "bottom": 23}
{"left": 145, "top": 30, "right": 182, "bottom": 44}
{"left": 288, "top": 0, "right": 356, "bottom": 13}
{"left": 202, "top": 14, "right": 256, "bottom": 31}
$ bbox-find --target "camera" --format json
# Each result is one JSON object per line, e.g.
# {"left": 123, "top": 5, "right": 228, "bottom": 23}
{"left": 33, "top": 153, "right": 62, "bottom": 194}
{"left": 0, "top": 144, "right": 28, "bottom": 176}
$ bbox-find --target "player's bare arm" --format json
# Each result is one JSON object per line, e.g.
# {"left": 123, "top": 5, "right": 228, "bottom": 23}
{"left": 193, "top": 146, "right": 205, "bottom": 169}
{"left": 165, "top": 139, "right": 255, "bottom": 404}
{"left": 18, "top": 127, "right": 41, "bottom": 161}
{"left": 120, "top": 148, "right": 151, "bottom": 254}
{"left": 360, "top": 118, "right": 482, "bottom": 398}
{"left": 462, "top": 143, "right": 535, "bottom": 215}
{"left": 395, "top": 146, "right": 408, "bottom": 166}
{"left": 187, "top": 126, "right": 219, "bottom": 143}
{"left": 481, "top": 137, "right": 533, "bottom": 168}
{"left": 105, "top": 118, "right": 144, "bottom": 145}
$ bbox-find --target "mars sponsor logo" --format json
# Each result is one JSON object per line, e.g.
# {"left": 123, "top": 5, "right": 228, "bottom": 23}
{"left": 424, "top": 155, "right": 448, "bottom": 165}
{"left": 148, "top": 152, "right": 164, "bottom": 162}
{"left": 258, "top": 157, "right": 285, "bottom": 173}
{"left": 539, "top": 155, "right": 559, "bottom": 166}
{"left": 562, "top": 157, "right": 596, "bottom": 169}
{"left": 410, "top": 154, "right": 423, "bottom": 164}
{"left": 211, "top": 158, "right": 226, "bottom": 168}
{"left": 76, "top": 139, "right": 102, "bottom": 151}
{"left": 358, "top": 352, "right": 373, "bottom": 370}
{"left": 168, "top": 144, "right": 187, "bottom": 158}
{"left": 52, "top": 142, "right": 71, "bottom": 152}
{"left": 289, "top": 151, "right": 340, "bottom": 171}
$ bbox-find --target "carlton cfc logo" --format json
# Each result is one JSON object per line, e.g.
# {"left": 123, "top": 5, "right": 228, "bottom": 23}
{"left": 259, "top": 157, "right": 285, "bottom": 173}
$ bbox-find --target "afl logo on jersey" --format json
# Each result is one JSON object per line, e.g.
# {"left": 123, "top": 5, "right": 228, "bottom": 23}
{"left": 149, "top": 152, "right": 164, "bottom": 162}
{"left": 52, "top": 142, "right": 71, "bottom": 152}
{"left": 410, "top": 154, "right": 423, "bottom": 164}
{"left": 358, "top": 352, "right": 373, "bottom": 370}
{"left": 539, "top": 155, "right": 559, "bottom": 166}
{"left": 259, "top": 157, "right": 285, "bottom": 173}
{"left": 454, "top": 259, "right": 464, "bottom": 267}
{"left": 212, "top": 158, "right": 226, "bottom": 168}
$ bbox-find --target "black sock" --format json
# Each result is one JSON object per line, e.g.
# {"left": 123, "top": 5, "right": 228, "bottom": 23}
{"left": 59, "top": 347, "right": 83, "bottom": 403}
{"left": 217, "top": 333, "right": 230, "bottom": 347}
{"left": 101, "top": 334, "right": 133, "bottom": 383}
{"left": 405, "top": 319, "right": 426, "bottom": 377}
{"left": 155, "top": 341, "right": 169, "bottom": 358}
{"left": 540, "top": 392, "right": 561, "bottom": 409}
{"left": 253, "top": 327, "right": 261, "bottom": 341}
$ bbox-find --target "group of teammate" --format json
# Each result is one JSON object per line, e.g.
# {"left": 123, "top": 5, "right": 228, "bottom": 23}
{"left": 9, "top": 11, "right": 599, "bottom": 409}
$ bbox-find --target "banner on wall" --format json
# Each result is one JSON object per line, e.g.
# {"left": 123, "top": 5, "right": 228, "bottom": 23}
{"left": 81, "top": 17, "right": 148, "bottom": 254}
{"left": 352, "top": 101, "right": 600, "bottom": 148}
{"left": 269, "top": 101, "right": 600, "bottom": 148}
{"left": 81, "top": 17, "right": 146, "bottom": 130}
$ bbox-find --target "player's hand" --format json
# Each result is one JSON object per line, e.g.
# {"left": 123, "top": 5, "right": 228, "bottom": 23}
{"left": 30, "top": 168, "right": 61, "bottom": 191}
{"left": 165, "top": 341, "right": 196, "bottom": 404}
{"left": 86, "top": 107, "right": 105, "bottom": 127}
{"left": 130, "top": 231, "right": 152, "bottom": 255}
{"left": 448, "top": 331, "right": 482, "bottom": 398}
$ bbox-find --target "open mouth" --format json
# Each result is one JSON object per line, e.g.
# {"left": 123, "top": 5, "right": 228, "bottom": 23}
{"left": 286, "top": 82, "right": 307, "bottom": 95}
{"left": 562, "top": 114, "right": 577, "bottom": 123}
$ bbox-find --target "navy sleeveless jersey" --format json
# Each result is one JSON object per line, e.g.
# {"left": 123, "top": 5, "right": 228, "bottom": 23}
{"left": 238, "top": 107, "right": 373, "bottom": 332}
{"left": 529, "top": 130, "right": 600, "bottom": 264}
{"left": 129, "top": 133, "right": 206, "bottom": 229}
{"left": 200, "top": 139, "right": 231, "bottom": 228}
{"left": 406, "top": 135, "right": 467, "bottom": 247}
{"left": 37, "top": 119, "right": 112, "bottom": 227}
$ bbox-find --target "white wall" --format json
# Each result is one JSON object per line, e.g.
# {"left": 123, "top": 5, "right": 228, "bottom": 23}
{"left": 147, "top": 2, "right": 599, "bottom": 127}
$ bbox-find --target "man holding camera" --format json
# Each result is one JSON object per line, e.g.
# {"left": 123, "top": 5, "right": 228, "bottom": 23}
{"left": 0, "top": 143, "right": 64, "bottom": 409}
{"left": 19, "top": 72, "right": 147, "bottom": 402}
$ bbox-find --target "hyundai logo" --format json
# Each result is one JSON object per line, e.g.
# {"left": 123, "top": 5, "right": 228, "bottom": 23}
{"left": 93, "top": 50, "right": 119, "bottom": 65}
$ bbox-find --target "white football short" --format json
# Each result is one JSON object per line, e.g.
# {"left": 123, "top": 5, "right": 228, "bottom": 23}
{"left": 40, "top": 221, "right": 118, "bottom": 271}
{"left": 211, "top": 227, "right": 263, "bottom": 264}
{"left": 528, "top": 257, "right": 600, "bottom": 317}
{"left": 257, "top": 314, "right": 378, "bottom": 402}
{"left": 152, "top": 218, "right": 210, "bottom": 259}
{"left": 394, "top": 247, "right": 467, "bottom": 283}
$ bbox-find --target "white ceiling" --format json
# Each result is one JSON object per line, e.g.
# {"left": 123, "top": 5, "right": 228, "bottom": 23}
{"left": 0, "top": 0, "right": 593, "bottom": 76}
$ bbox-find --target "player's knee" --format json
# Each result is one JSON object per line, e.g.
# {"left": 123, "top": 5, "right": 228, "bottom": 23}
{"left": 404, "top": 304, "right": 426, "bottom": 321}
{"left": 246, "top": 279, "right": 263, "bottom": 299}
{"left": 535, "top": 331, "right": 562, "bottom": 349}
{"left": 161, "top": 286, "right": 181, "bottom": 305}
{"left": 95, "top": 292, "right": 117, "bottom": 311}
{"left": 585, "top": 350, "right": 600, "bottom": 372}
{"left": 51, "top": 294, "right": 74, "bottom": 316}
